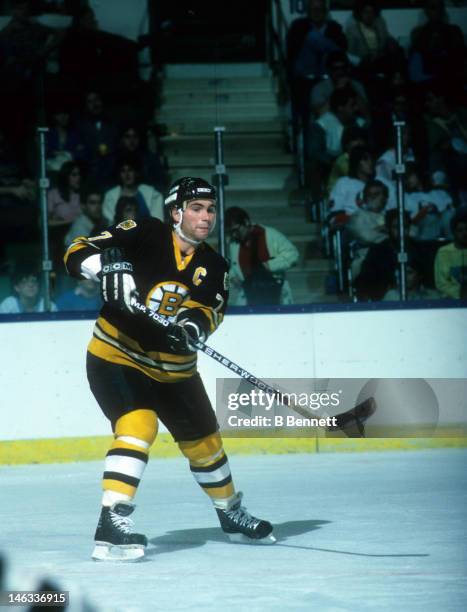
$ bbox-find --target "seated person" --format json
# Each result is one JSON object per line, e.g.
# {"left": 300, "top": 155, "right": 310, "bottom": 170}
{"left": 329, "top": 146, "right": 395, "bottom": 218}
{"left": 409, "top": 0, "right": 466, "bottom": 86}
{"left": 76, "top": 90, "right": 119, "bottom": 188}
{"left": 116, "top": 124, "right": 168, "bottom": 193}
{"left": 103, "top": 159, "right": 164, "bottom": 223}
{"left": 47, "top": 161, "right": 82, "bottom": 229}
{"left": 56, "top": 278, "right": 102, "bottom": 312}
{"left": 353, "top": 209, "right": 423, "bottom": 301}
{"left": 404, "top": 163, "right": 452, "bottom": 241}
{"left": 0, "top": 127, "right": 36, "bottom": 240}
{"left": 384, "top": 260, "right": 441, "bottom": 302}
{"left": 0, "top": 266, "right": 57, "bottom": 313}
{"left": 308, "top": 86, "right": 365, "bottom": 173}
{"left": 114, "top": 196, "right": 140, "bottom": 225}
{"left": 64, "top": 188, "right": 109, "bottom": 246}
{"left": 376, "top": 126, "right": 416, "bottom": 182}
{"left": 345, "top": 1, "right": 405, "bottom": 85}
{"left": 310, "top": 51, "right": 369, "bottom": 119}
{"left": 423, "top": 85, "right": 467, "bottom": 201}
{"left": 347, "top": 180, "right": 389, "bottom": 277}
{"left": 46, "top": 103, "right": 85, "bottom": 174}
{"left": 286, "top": 0, "right": 347, "bottom": 125}
{"left": 348, "top": 180, "right": 389, "bottom": 245}
{"left": 327, "top": 126, "right": 368, "bottom": 194}
{"left": 434, "top": 208, "right": 467, "bottom": 299}
{"left": 225, "top": 207, "right": 298, "bottom": 306}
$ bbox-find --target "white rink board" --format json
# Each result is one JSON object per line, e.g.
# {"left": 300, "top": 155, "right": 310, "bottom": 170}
{"left": 0, "top": 308, "right": 466, "bottom": 441}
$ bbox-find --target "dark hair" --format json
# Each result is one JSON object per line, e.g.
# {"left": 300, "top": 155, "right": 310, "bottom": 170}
{"left": 326, "top": 50, "right": 349, "bottom": 72}
{"left": 11, "top": 263, "right": 40, "bottom": 288}
{"left": 116, "top": 158, "right": 141, "bottom": 186}
{"left": 115, "top": 196, "right": 139, "bottom": 224}
{"left": 450, "top": 206, "right": 467, "bottom": 234}
{"left": 404, "top": 162, "right": 428, "bottom": 191}
{"left": 353, "top": 0, "right": 380, "bottom": 19}
{"left": 80, "top": 182, "right": 102, "bottom": 203}
{"left": 363, "top": 179, "right": 389, "bottom": 200}
{"left": 57, "top": 161, "right": 81, "bottom": 201}
{"left": 329, "top": 86, "right": 357, "bottom": 115}
{"left": 348, "top": 146, "right": 373, "bottom": 178}
{"left": 385, "top": 208, "right": 410, "bottom": 229}
{"left": 341, "top": 126, "right": 367, "bottom": 152}
{"left": 225, "top": 207, "right": 251, "bottom": 229}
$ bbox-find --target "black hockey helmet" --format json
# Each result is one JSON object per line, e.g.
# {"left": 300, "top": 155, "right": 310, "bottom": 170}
{"left": 164, "top": 177, "right": 216, "bottom": 210}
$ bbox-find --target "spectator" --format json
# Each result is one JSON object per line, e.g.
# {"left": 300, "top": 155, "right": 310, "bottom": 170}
{"left": 0, "top": 0, "right": 56, "bottom": 85}
{"left": 310, "top": 51, "right": 369, "bottom": 119}
{"left": 103, "top": 159, "right": 164, "bottom": 223}
{"left": 354, "top": 209, "right": 423, "bottom": 301}
{"left": 116, "top": 124, "right": 167, "bottom": 193}
{"left": 409, "top": 0, "right": 466, "bottom": 87}
{"left": 225, "top": 207, "right": 299, "bottom": 306}
{"left": 376, "top": 125, "right": 415, "bottom": 182}
{"left": 0, "top": 266, "right": 57, "bottom": 313}
{"left": 76, "top": 90, "right": 119, "bottom": 188}
{"left": 114, "top": 195, "right": 140, "bottom": 225}
{"left": 58, "top": 6, "right": 139, "bottom": 94}
{"left": 0, "top": 127, "right": 36, "bottom": 240}
{"left": 347, "top": 180, "right": 389, "bottom": 278}
{"left": 327, "top": 125, "right": 368, "bottom": 194}
{"left": 423, "top": 85, "right": 467, "bottom": 201}
{"left": 404, "top": 163, "right": 453, "bottom": 240}
{"left": 434, "top": 208, "right": 467, "bottom": 299}
{"left": 45, "top": 103, "right": 84, "bottom": 174}
{"left": 64, "top": 188, "right": 109, "bottom": 247}
{"left": 345, "top": 0, "right": 405, "bottom": 90}
{"left": 286, "top": 0, "right": 347, "bottom": 128}
{"left": 47, "top": 161, "right": 82, "bottom": 228}
{"left": 383, "top": 260, "right": 441, "bottom": 301}
{"left": 348, "top": 180, "right": 389, "bottom": 245}
{"left": 56, "top": 278, "right": 102, "bottom": 312}
{"left": 329, "top": 146, "right": 395, "bottom": 216}
{"left": 308, "top": 86, "right": 365, "bottom": 171}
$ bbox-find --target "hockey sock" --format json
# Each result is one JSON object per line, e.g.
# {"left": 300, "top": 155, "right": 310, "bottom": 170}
{"left": 101, "top": 409, "right": 158, "bottom": 506}
{"left": 178, "top": 432, "right": 235, "bottom": 503}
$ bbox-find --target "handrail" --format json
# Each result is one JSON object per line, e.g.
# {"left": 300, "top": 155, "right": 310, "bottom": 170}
{"left": 267, "top": 0, "right": 306, "bottom": 184}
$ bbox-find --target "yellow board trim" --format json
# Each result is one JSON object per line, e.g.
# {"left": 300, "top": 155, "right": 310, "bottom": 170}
{"left": 1, "top": 433, "right": 466, "bottom": 465}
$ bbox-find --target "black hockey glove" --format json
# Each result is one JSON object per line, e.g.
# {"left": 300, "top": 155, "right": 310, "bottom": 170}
{"left": 100, "top": 247, "right": 138, "bottom": 313}
{"left": 167, "top": 319, "right": 205, "bottom": 353}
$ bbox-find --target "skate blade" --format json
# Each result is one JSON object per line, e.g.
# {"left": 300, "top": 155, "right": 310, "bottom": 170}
{"left": 92, "top": 542, "right": 145, "bottom": 562}
{"left": 227, "top": 533, "right": 277, "bottom": 545}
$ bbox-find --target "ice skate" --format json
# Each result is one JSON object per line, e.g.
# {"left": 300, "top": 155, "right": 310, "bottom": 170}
{"left": 92, "top": 501, "right": 147, "bottom": 561}
{"left": 215, "top": 492, "right": 276, "bottom": 545}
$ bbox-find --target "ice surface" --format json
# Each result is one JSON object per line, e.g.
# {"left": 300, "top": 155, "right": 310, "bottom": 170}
{"left": 1, "top": 449, "right": 466, "bottom": 611}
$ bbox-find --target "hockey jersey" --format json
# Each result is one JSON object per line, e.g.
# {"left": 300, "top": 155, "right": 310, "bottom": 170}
{"left": 64, "top": 218, "right": 229, "bottom": 382}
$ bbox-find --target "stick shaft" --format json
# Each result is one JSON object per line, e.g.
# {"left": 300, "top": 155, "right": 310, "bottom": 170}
{"left": 132, "top": 299, "right": 282, "bottom": 399}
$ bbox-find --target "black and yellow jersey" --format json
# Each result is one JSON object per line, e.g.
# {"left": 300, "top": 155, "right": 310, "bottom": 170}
{"left": 64, "top": 218, "right": 229, "bottom": 383}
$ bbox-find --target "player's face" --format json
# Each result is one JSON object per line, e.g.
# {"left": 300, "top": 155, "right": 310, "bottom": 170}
{"left": 177, "top": 199, "right": 217, "bottom": 241}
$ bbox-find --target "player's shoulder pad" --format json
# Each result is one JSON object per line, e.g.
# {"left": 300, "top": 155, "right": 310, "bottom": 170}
{"left": 202, "top": 242, "right": 229, "bottom": 271}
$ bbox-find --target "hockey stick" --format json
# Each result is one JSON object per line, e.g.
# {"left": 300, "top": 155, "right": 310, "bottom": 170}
{"left": 131, "top": 298, "right": 376, "bottom": 436}
{"left": 131, "top": 298, "right": 285, "bottom": 401}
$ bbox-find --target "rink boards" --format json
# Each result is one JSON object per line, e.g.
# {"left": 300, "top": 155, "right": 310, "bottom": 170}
{"left": 0, "top": 305, "right": 466, "bottom": 463}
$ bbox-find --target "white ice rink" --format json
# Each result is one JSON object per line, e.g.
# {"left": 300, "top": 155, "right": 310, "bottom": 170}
{"left": 2, "top": 449, "right": 466, "bottom": 612}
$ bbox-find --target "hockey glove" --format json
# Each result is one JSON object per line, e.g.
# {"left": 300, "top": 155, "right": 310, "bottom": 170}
{"left": 167, "top": 320, "right": 205, "bottom": 354}
{"left": 101, "top": 247, "right": 138, "bottom": 313}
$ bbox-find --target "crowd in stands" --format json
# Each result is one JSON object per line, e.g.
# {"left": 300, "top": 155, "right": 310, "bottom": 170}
{"left": 0, "top": 0, "right": 466, "bottom": 312}
{"left": 0, "top": 0, "right": 168, "bottom": 312}
{"left": 287, "top": 0, "right": 467, "bottom": 302}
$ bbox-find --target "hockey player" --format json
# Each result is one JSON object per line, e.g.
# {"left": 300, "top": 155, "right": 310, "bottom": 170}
{"left": 64, "top": 177, "right": 275, "bottom": 561}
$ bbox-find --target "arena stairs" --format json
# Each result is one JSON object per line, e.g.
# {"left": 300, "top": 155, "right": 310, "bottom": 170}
{"left": 156, "top": 62, "right": 337, "bottom": 305}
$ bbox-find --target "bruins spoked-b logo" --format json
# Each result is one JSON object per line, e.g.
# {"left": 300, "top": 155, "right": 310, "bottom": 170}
{"left": 146, "top": 282, "right": 190, "bottom": 320}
